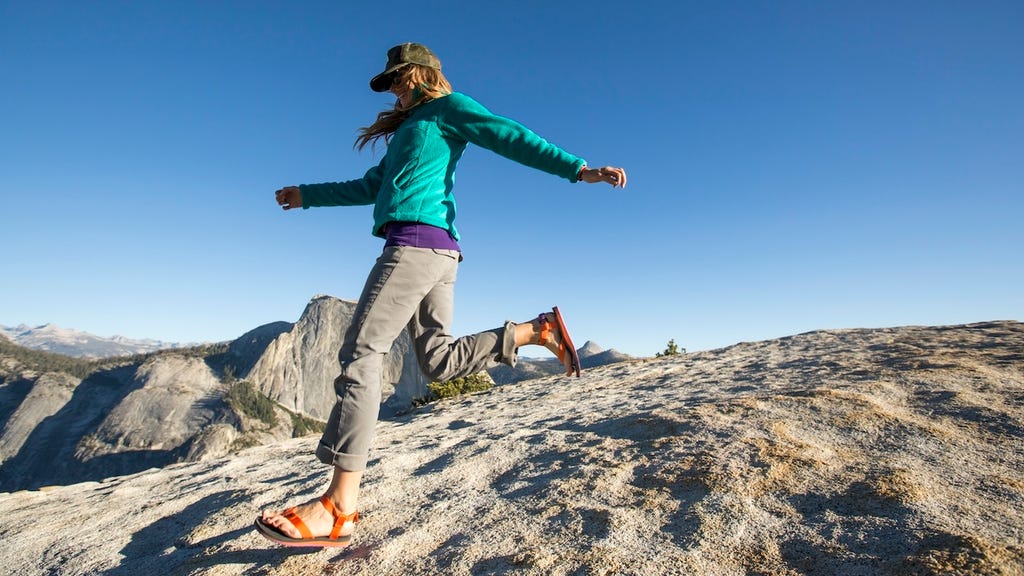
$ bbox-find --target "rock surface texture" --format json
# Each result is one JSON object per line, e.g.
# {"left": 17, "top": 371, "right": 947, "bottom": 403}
{"left": 0, "top": 321, "right": 1021, "bottom": 575}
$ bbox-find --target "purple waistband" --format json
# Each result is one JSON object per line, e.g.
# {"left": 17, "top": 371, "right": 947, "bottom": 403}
{"left": 384, "top": 221, "right": 461, "bottom": 251}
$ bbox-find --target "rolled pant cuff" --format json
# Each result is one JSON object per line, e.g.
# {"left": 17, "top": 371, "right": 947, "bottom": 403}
{"left": 502, "top": 320, "right": 519, "bottom": 368}
{"left": 316, "top": 441, "right": 368, "bottom": 472}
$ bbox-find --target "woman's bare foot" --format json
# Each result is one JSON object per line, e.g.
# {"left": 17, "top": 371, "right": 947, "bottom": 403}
{"left": 256, "top": 495, "right": 358, "bottom": 547}
{"left": 259, "top": 498, "right": 354, "bottom": 539}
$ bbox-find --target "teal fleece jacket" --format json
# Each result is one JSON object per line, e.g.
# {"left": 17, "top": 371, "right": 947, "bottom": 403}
{"left": 298, "top": 92, "right": 586, "bottom": 240}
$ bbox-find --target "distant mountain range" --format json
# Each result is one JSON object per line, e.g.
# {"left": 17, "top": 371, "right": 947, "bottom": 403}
{"left": 489, "top": 340, "right": 632, "bottom": 383}
{"left": 0, "top": 324, "right": 188, "bottom": 358}
{"left": 0, "top": 298, "right": 632, "bottom": 492}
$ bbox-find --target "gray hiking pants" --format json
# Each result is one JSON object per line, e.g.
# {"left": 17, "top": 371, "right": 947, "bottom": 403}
{"left": 316, "top": 246, "right": 519, "bottom": 471}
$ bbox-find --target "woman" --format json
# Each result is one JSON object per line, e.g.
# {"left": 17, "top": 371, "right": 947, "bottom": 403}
{"left": 255, "top": 42, "right": 626, "bottom": 547}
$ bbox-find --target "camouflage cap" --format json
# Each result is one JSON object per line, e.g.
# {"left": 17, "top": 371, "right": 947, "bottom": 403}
{"left": 369, "top": 43, "right": 442, "bottom": 92}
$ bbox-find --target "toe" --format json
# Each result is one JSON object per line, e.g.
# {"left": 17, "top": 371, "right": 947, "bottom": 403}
{"left": 260, "top": 509, "right": 297, "bottom": 538}
{"left": 267, "top": 513, "right": 301, "bottom": 538}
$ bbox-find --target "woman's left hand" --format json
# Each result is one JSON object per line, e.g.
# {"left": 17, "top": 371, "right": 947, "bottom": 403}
{"left": 275, "top": 186, "right": 302, "bottom": 210}
{"left": 579, "top": 166, "right": 627, "bottom": 188}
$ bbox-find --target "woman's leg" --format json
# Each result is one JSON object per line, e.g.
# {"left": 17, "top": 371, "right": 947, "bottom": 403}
{"left": 260, "top": 246, "right": 453, "bottom": 539}
{"left": 407, "top": 250, "right": 516, "bottom": 382}
{"left": 409, "top": 250, "right": 578, "bottom": 381}
{"left": 259, "top": 248, "right": 578, "bottom": 540}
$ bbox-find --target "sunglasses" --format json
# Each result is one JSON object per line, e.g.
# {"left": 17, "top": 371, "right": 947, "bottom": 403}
{"left": 387, "top": 65, "right": 411, "bottom": 89}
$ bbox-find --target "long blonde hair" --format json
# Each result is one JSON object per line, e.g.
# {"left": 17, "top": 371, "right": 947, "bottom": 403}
{"left": 355, "top": 64, "right": 453, "bottom": 151}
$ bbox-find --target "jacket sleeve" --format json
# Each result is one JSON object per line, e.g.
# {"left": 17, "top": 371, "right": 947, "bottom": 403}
{"left": 299, "top": 158, "right": 385, "bottom": 208}
{"left": 441, "top": 94, "right": 586, "bottom": 182}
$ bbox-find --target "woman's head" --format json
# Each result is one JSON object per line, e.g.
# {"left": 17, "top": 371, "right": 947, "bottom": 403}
{"left": 357, "top": 43, "right": 453, "bottom": 150}
{"left": 387, "top": 63, "right": 452, "bottom": 109}
{"left": 369, "top": 43, "right": 443, "bottom": 92}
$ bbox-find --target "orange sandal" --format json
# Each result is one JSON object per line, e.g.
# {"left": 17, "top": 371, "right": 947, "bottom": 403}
{"left": 538, "top": 306, "right": 582, "bottom": 377}
{"left": 254, "top": 495, "right": 359, "bottom": 548}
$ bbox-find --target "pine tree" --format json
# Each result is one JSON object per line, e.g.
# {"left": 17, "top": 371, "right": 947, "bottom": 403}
{"left": 656, "top": 339, "right": 684, "bottom": 357}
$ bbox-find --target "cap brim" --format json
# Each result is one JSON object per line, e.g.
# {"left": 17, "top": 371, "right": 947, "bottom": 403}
{"left": 370, "top": 64, "right": 405, "bottom": 92}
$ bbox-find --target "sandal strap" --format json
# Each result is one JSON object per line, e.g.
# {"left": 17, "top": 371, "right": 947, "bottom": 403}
{"left": 537, "top": 313, "right": 553, "bottom": 346}
{"left": 537, "top": 313, "right": 568, "bottom": 362}
{"left": 282, "top": 507, "right": 313, "bottom": 539}
{"left": 319, "top": 496, "right": 360, "bottom": 540}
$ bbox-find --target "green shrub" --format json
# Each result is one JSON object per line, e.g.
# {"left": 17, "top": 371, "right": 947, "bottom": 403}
{"left": 656, "top": 339, "right": 685, "bottom": 357}
{"left": 290, "top": 411, "right": 325, "bottom": 437}
{"left": 415, "top": 371, "right": 494, "bottom": 405}
{"left": 231, "top": 436, "right": 261, "bottom": 452}
{"left": 0, "top": 338, "right": 95, "bottom": 379}
{"left": 225, "top": 380, "right": 278, "bottom": 426}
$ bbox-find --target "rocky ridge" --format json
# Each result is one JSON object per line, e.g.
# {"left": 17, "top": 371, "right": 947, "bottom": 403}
{"left": 0, "top": 296, "right": 426, "bottom": 491}
{"left": 0, "top": 296, "right": 628, "bottom": 492}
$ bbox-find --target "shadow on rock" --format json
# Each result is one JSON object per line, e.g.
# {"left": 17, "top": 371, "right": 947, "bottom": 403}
{"left": 100, "top": 490, "right": 316, "bottom": 576}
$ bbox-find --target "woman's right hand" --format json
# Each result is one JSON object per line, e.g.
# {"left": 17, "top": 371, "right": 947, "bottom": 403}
{"left": 275, "top": 186, "right": 302, "bottom": 210}
{"left": 579, "top": 166, "right": 627, "bottom": 188}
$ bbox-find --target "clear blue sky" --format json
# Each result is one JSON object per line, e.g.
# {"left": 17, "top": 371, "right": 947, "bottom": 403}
{"left": 2, "top": 1, "right": 1021, "bottom": 357}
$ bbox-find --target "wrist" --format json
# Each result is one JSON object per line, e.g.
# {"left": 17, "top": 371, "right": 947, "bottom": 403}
{"left": 577, "top": 165, "right": 587, "bottom": 181}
